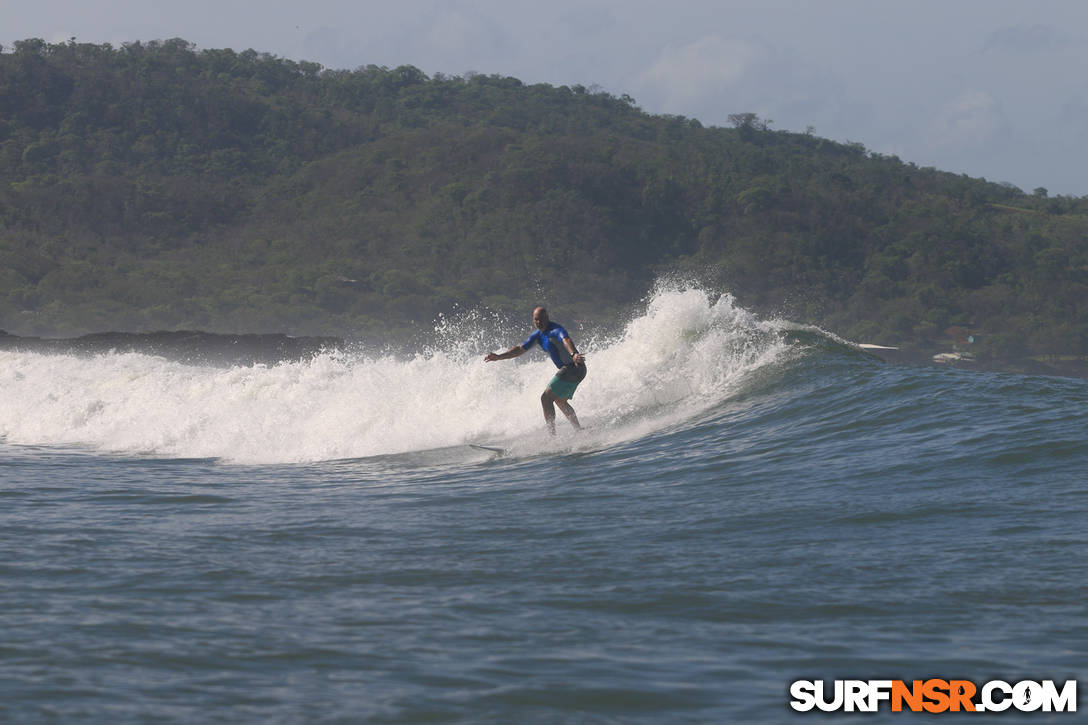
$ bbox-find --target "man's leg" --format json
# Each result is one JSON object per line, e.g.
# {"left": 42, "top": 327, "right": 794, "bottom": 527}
{"left": 554, "top": 396, "right": 582, "bottom": 430}
{"left": 541, "top": 390, "right": 557, "bottom": 435}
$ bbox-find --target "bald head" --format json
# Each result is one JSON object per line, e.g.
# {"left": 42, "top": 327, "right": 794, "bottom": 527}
{"left": 532, "top": 307, "right": 549, "bottom": 331}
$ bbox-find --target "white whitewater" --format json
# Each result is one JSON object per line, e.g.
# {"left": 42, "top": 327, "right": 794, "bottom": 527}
{"left": 0, "top": 285, "right": 794, "bottom": 464}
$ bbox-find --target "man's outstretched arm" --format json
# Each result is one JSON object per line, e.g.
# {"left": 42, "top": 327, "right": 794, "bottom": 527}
{"left": 484, "top": 345, "right": 526, "bottom": 362}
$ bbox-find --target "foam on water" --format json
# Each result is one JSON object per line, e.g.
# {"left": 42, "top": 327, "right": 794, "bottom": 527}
{"left": 0, "top": 285, "right": 796, "bottom": 464}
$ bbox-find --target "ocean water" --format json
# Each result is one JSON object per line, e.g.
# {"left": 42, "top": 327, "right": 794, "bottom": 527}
{"left": 1, "top": 286, "right": 1085, "bottom": 723}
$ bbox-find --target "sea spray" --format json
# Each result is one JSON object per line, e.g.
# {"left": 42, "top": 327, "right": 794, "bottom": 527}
{"left": 0, "top": 285, "right": 797, "bottom": 463}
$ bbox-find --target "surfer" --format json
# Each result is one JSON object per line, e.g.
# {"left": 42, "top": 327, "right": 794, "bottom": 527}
{"left": 484, "top": 306, "right": 587, "bottom": 434}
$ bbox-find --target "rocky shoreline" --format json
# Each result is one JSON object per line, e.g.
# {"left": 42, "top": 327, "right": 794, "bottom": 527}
{"left": 3, "top": 328, "right": 1085, "bottom": 378}
{"left": 861, "top": 344, "right": 1088, "bottom": 379}
{"left": 0, "top": 330, "right": 344, "bottom": 366}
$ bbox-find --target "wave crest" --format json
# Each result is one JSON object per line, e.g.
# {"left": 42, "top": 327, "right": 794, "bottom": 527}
{"left": 0, "top": 284, "right": 800, "bottom": 463}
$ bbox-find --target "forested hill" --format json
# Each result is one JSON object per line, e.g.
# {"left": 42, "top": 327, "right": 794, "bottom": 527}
{"left": 2, "top": 38, "right": 1086, "bottom": 372}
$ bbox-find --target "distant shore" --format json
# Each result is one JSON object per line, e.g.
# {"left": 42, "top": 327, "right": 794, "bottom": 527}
{"left": 860, "top": 344, "right": 1088, "bottom": 379}
{"left": 0, "top": 330, "right": 342, "bottom": 366}
{"left": 3, "top": 328, "right": 1085, "bottom": 379}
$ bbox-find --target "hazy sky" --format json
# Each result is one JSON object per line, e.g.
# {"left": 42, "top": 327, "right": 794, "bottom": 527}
{"left": 5, "top": 0, "right": 1088, "bottom": 195}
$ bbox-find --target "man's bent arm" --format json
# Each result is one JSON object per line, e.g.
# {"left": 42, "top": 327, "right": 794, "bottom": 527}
{"left": 562, "top": 337, "right": 584, "bottom": 364}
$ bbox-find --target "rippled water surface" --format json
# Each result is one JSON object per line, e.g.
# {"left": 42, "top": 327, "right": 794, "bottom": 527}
{"left": 2, "top": 290, "right": 1086, "bottom": 722}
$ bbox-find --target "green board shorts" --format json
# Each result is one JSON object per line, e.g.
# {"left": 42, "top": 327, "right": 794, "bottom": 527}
{"left": 547, "top": 362, "right": 587, "bottom": 400}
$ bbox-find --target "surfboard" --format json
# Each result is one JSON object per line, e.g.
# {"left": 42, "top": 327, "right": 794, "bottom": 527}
{"left": 468, "top": 443, "right": 506, "bottom": 455}
{"left": 327, "top": 442, "right": 505, "bottom": 467}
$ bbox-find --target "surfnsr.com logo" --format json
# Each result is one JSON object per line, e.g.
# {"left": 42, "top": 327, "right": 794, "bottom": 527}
{"left": 789, "top": 679, "right": 1077, "bottom": 713}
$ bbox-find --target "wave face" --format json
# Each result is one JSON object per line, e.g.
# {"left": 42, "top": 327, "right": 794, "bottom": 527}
{"left": 0, "top": 285, "right": 797, "bottom": 464}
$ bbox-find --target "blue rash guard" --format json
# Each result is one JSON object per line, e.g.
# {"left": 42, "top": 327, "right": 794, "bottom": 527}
{"left": 522, "top": 322, "right": 575, "bottom": 369}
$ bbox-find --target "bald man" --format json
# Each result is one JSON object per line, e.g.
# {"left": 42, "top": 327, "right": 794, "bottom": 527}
{"left": 484, "top": 306, "right": 587, "bottom": 434}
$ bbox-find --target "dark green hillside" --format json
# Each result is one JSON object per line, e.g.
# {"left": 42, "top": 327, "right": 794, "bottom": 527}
{"left": 1, "top": 38, "right": 1086, "bottom": 371}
